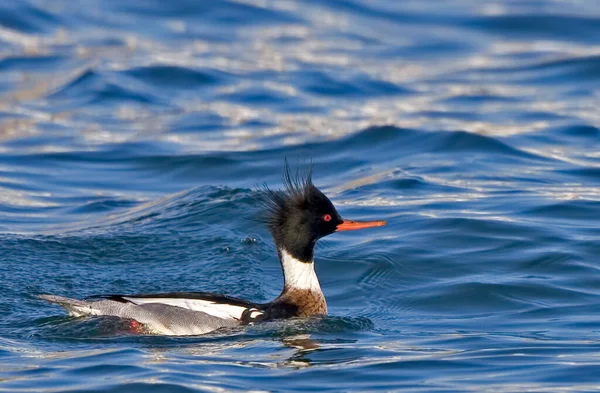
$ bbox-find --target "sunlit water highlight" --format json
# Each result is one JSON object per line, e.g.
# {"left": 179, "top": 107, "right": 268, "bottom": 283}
{"left": 1, "top": 0, "right": 600, "bottom": 392}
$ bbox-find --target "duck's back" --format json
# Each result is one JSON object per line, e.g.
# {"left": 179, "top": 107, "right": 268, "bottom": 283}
{"left": 39, "top": 292, "right": 264, "bottom": 335}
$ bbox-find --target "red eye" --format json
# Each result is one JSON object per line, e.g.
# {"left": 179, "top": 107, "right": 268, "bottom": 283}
{"left": 323, "top": 214, "right": 332, "bottom": 222}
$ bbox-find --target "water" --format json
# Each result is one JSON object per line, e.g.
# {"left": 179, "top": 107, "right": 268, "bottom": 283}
{"left": 1, "top": 0, "right": 600, "bottom": 391}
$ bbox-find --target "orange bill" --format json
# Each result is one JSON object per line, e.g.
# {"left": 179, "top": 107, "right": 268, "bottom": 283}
{"left": 336, "top": 219, "right": 387, "bottom": 231}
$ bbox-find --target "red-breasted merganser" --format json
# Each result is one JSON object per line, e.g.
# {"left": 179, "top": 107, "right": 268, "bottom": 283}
{"left": 39, "top": 166, "right": 386, "bottom": 335}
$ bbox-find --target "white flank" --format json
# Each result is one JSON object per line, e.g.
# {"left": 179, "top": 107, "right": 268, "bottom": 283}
{"left": 280, "top": 248, "right": 322, "bottom": 291}
{"left": 122, "top": 297, "right": 262, "bottom": 321}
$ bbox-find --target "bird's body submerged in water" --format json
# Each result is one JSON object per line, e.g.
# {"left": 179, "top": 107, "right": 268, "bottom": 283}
{"left": 39, "top": 166, "right": 386, "bottom": 335}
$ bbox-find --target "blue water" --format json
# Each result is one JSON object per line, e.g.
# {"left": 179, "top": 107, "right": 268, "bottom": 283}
{"left": 1, "top": 0, "right": 600, "bottom": 391}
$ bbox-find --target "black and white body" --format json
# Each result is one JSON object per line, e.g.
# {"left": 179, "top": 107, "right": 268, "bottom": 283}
{"left": 39, "top": 166, "right": 386, "bottom": 336}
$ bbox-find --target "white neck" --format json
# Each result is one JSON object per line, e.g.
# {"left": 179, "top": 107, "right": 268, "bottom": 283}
{"left": 280, "top": 248, "right": 322, "bottom": 291}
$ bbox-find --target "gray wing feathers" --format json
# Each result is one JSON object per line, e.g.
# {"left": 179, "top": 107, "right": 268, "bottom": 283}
{"left": 38, "top": 295, "right": 91, "bottom": 316}
{"left": 38, "top": 294, "right": 239, "bottom": 335}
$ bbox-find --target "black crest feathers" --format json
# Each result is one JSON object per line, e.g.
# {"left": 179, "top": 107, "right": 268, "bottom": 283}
{"left": 256, "top": 160, "right": 343, "bottom": 262}
{"left": 259, "top": 159, "right": 314, "bottom": 233}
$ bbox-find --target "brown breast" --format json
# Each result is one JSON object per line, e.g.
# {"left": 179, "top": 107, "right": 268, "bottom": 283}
{"left": 277, "top": 287, "right": 327, "bottom": 317}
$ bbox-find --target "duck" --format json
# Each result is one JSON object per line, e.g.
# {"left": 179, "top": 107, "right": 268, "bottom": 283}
{"left": 39, "top": 165, "right": 386, "bottom": 335}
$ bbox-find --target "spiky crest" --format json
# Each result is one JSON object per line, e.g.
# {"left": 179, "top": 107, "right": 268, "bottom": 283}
{"left": 258, "top": 159, "right": 314, "bottom": 233}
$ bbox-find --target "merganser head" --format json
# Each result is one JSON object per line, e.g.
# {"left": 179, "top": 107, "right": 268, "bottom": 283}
{"left": 261, "top": 163, "right": 386, "bottom": 263}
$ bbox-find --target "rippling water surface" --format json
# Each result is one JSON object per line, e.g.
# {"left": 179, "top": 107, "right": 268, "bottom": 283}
{"left": 2, "top": 0, "right": 600, "bottom": 391}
